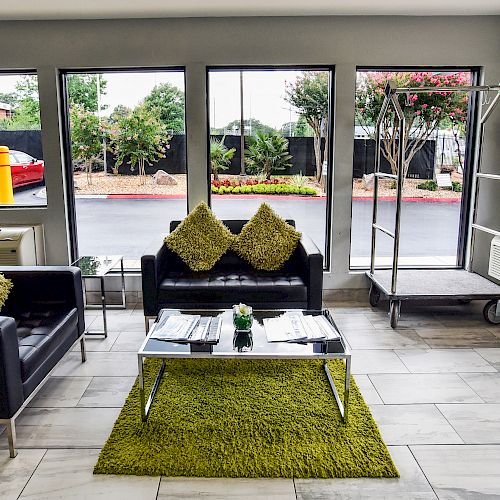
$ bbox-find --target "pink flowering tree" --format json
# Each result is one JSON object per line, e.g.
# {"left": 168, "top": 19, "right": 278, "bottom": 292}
{"left": 356, "top": 71, "right": 470, "bottom": 176}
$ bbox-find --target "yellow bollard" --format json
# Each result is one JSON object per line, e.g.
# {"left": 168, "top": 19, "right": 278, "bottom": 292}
{"left": 0, "top": 146, "right": 14, "bottom": 204}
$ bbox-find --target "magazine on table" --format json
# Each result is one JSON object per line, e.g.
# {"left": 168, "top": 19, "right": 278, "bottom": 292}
{"left": 150, "top": 310, "right": 222, "bottom": 344}
{"left": 264, "top": 312, "right": 340, "bottom": 343}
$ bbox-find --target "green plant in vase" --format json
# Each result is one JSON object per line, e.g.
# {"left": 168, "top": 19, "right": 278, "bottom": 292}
{"left": 233, "top": 303, "right": 253, "bottom": 332}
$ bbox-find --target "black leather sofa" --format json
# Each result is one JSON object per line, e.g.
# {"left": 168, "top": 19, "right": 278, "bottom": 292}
{"left": 141, "top": 219, "right": 323, "bottom": 330}
{"left": 0, "top": 266, "right": 86, "bottom": 458}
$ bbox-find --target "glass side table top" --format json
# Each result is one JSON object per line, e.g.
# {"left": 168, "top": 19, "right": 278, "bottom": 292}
{"left": 72, "top": 255, "right": 122, "bottom": 277}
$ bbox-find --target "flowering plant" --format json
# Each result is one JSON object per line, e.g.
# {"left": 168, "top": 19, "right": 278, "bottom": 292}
{"left": 233, "top": 303, "right": 252, "bottom": 317}
{"left": 233, "top": 303, "right": 253, "bottom": 332}
{"left": 355, "top": 71, "right": 470, "bottom": 176}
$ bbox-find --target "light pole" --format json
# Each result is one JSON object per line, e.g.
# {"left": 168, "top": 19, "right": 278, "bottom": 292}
{"left": 96, "top": 74, "right": 107, "bottom": 175}
{"left": 239, "top": 71, "right": 246, "bottom": 176}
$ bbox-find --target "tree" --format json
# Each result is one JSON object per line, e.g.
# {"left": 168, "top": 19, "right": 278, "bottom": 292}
{"left": 279, "top": 116, "right": 313, "bottom": 137}
{"left": 143, "top": 83, "right": 185, "bottom": 133}
{"left": 222, "top": 118, "right": 276, "bottom": 136}
{"left": 245, "top": 131, "right": 292, "bottom": 179}
{"left": 70, "top": 106, "right": 102, "bottom": 185}
{"left": 9, "top": 75, "right": 41, "bottom": 128}
{"left": 108, "top": 104, "right": 131, "bottom": 125}
{"left": 210, "top": 136, "right": 236, "bottom": 180}
{"left": 110, "top": 104, "right": 170, "bottom": 184}
{"left": 0, "top": 92, "right": 17, "bottom": 106}
{"left": 67, "top": 74, "right": 107, "bottom": 113}
{"left": 285, "top": 71, "right": 329, "bottom": 181}
{"left": 355, "top": 71, "right": 470, "bottom": 176}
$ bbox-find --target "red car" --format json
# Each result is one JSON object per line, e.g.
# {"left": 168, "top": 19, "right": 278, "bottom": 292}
{"left": 9, "top": 150, "right": 45, "bottom": 188}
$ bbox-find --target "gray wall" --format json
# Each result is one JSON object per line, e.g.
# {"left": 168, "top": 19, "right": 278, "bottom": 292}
{"left": 0, "top": 16, "right": 498, "bottom": 289}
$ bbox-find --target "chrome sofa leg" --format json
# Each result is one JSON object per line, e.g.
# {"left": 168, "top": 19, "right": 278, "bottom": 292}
{"left": 144, "top": 316, "right": 154, "bottom": 335}
{"left": 80, "top": 336, "right": 87, "bottom": 363}
{"left": 6, "top": 419, "right": 17, "bottom": 458}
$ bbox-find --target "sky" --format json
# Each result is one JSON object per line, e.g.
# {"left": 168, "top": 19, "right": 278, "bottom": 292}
{"left": 1, "top": 69, "right": 310, "bottom": 129}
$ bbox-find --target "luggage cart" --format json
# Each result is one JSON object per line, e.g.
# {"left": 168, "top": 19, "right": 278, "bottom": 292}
{"left": 366, "top": 81, "right": 500, "bottom": 328}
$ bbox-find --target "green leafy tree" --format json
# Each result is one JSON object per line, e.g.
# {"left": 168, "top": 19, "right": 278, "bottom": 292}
{"left": 210, "top": 136, "right": 236, "bottom": 180}
{"left": 355, "top": 71, "right": 470, "bottom": 176}
{"left": 108, "top": 104, "right": 131, "bottom": 125}
{"left": 245, "top": 131, "right": 292, "bottom": 179}
{"left": 279, "top": 116, "right": 313, "bottom": 137}
{"left": 67, "top": 74, "right": 107, "bottom": 113}
{"left": 285, "top": 71, "right": 329, "bottom": 181}
{"left": 0, "top": 92, "right": 17, "bottom": 106}
{"left": 110, "top": 104, "right": 170, "bottom": 184}
{"left": 6, "top": 75, "right": 42, "bottom": 128}
{"left": 143, "top": 83, "right": 185, "bottom": 133}
{"left": 223, "top": 118, "right": 276, "bottom": 136}
{"left": 70, "top": 106, "right": 102, "bottom": 185}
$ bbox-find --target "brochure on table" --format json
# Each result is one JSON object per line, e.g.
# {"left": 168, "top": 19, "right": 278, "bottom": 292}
{"left": 264, "top": 312, "right": 340, "bottom": 343}
{"left": 150, "top": 310, "right": 222, "bottom": 344}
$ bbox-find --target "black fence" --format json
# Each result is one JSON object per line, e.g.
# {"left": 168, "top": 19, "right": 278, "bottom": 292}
{"left": 353, "top": 139, "right": 435, "bottom": 180}
{"left": 0, "top": 130, "right": 435, "bottom": 180}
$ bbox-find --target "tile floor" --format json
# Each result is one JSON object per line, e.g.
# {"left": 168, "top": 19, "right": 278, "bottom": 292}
{"left": 1, "top": 299, "right": 499, "bottom": 499}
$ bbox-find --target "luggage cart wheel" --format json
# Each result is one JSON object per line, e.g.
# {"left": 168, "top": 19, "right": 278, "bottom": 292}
{"left": 390, "top": 300, "right": 401, "bottom": 329}
{"left": 483, "top": 300, "right": 500, "bottom": 325}
{"left": 369, "top": 284, "right": 381, "bottom": 307}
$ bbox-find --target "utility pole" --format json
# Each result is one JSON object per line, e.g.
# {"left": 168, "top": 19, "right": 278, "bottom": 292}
{"left": 96, "top": 74, "right": 107, "bottom": 175}
{"left": 239, "top": 71, "right": 246, "bottom": 176}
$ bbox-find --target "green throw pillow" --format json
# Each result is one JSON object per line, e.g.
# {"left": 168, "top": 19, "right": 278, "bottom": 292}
{"left": 233, "top": 203, "right": 301, "bottom": 271}
{"left": 0, "top": 273, "right": 13, "bottom": 311}
{"left": 165, "top": 202, "right": 235, "bottom": 271}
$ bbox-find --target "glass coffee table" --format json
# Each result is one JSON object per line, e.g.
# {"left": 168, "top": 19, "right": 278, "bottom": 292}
{"left": 138, "top": 309, "right": 352, "bottom": 423}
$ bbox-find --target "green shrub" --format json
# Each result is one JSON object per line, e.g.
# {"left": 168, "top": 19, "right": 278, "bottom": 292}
{"left": 233, "top": 186, "right": 241, "bottom": 194}
{"left": 452, "top": 181, "right": 462, "bottom": 192}
{"left": 291, "top": 172, "right": 308, "bottom": 188}
{"left": 417, "top": 180, "right": 438, "bottom": 191}
{"left": 211, "top": 182, "right": 317, "bottom": 196}
{"left": 211, "top": 185, "right": 219, "bottom": 193}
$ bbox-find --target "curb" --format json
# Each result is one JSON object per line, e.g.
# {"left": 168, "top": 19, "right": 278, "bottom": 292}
{"left": 102, "top": 194, "right": 461, "bottom": 203}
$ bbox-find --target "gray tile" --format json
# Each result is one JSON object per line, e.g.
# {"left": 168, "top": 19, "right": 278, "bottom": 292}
{"left": 437, "top": 404, "right": 500, "bottom": 444}
{"left": 353, "top": 375, "right": 383, "bottom": 404}
{"left": 475, "top": 348, "right": 500, "bottom": 370}
{"left": 53, "top": 352, "right": 138, "bottom": 377}
{"left": 10, "top": 407, "right": 120, "bottom": 448}
{"left": 0, "top": 449, "right": 46, "bottom": 500}
{"left": 351, "top": 349, "right": 409, "bottom": 374}
{"left": 72, "top": 331, "right": 119, "bottom": 352}
{"left": 77, "top": 377, "right": 136, "bottom": 407}
{"left": 369, "top": 374, "right": 483, "bottom": 404}
{"left": 395, "top": 349, "right": 496, "bottom": 373}
{"left": 342, "top": 328, "right": 428, "bottom": 350}
{"left": 411, "top": 444, "right": 500, "bottom": 499}
{"left": 86, "top": 313, "right": 146, "bottom": 333}
{"left": 415, "top": 327, "right": 500, "bottom": 348}
{"left": 459, "top": 372, "right": 500, "bottom": 403}
{"left": 370, "top": 404, "right": 462, "bottom": 446}
{"left": 19, "top": 449, "right": 159, "bottom": 499}
{"left": 295, "top": 446, "right": 436, "bottom": 499}
{"left": 111, "top": 330, "right": 148, "bottom": 352}
{"left": 28, "top": 377, "right": 92, "bottom": 408}
{"left": 158, "top": 477, "right": 296, "bottom": 499}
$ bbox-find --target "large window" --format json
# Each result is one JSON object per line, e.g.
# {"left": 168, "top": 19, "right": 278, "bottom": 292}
{"left": 0, "top": 71, "right": 46, "bottom": 207}
{"left": 207, "top": 67, "right": 333, "bottom": 266}
{"left": 63, "top": 69, "right": 186, "bottom": 267}
{"left": 350, "top": 68, "right": 475, "bottom": 269}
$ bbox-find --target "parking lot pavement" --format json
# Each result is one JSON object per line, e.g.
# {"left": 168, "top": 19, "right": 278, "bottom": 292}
{"left": 13, "top": 188, "right": 461, "bottom": 263}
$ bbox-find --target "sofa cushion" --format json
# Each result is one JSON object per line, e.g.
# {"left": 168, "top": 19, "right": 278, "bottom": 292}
{"left": 165, "top": 202, "right": 235, "bottom": 272}
{"left": 233, "top": 203, "right": 301, "bottom": 271}
{"left": 16, "top": 308, "right": 78, "bottom": 383}
{"left": 158, "top": 271, "right": 307, "bottom": 306}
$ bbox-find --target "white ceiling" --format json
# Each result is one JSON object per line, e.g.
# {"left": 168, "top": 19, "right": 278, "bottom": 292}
{"left": 0, "top": 0, "right": 499, "bottom": 20}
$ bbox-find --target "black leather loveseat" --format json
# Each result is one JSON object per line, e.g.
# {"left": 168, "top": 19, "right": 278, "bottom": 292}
{"left": 0, "top": 266, "right": 86, "bottom": 458}
{"left": 141, "top": 219, "right": 323, "bottom": 330}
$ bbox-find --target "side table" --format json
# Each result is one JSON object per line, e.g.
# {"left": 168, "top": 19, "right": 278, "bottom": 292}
{"left": 72, "top": 255, "right": 126, "bottom": 338}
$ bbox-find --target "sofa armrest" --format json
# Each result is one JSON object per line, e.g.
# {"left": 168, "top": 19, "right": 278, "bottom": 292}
{"left": 0, "top": 317, "right": 24, "bottom": 419}
{"left": 0, "top": 266, "right": 85, "bottom": 336}
{"left": 296, "top": 235, "right": 323, "bottom": 310}
{"left": 141, "top": 244, "right": 170, "bottom": 317}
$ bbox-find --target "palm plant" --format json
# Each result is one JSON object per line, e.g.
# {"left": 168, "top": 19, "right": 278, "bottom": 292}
{"left": 245, "top": 131, "right": 292, "bottom": 180}
{"left": 210, "top": 136, "right": 236, "bottom": 180}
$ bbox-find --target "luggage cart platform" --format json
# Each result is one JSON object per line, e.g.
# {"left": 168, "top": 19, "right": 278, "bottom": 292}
{"left": 366, "top": 269, "right": 500, "bottom": 327}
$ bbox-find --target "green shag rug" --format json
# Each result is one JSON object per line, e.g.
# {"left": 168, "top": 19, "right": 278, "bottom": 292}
{"left": 94, "top": 359, "right": 398, "bottom": 478}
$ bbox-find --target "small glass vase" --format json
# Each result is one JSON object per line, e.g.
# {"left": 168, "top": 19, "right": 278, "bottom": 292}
{"left": 233, "top": 312, "right": 253, "bottom": 332}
